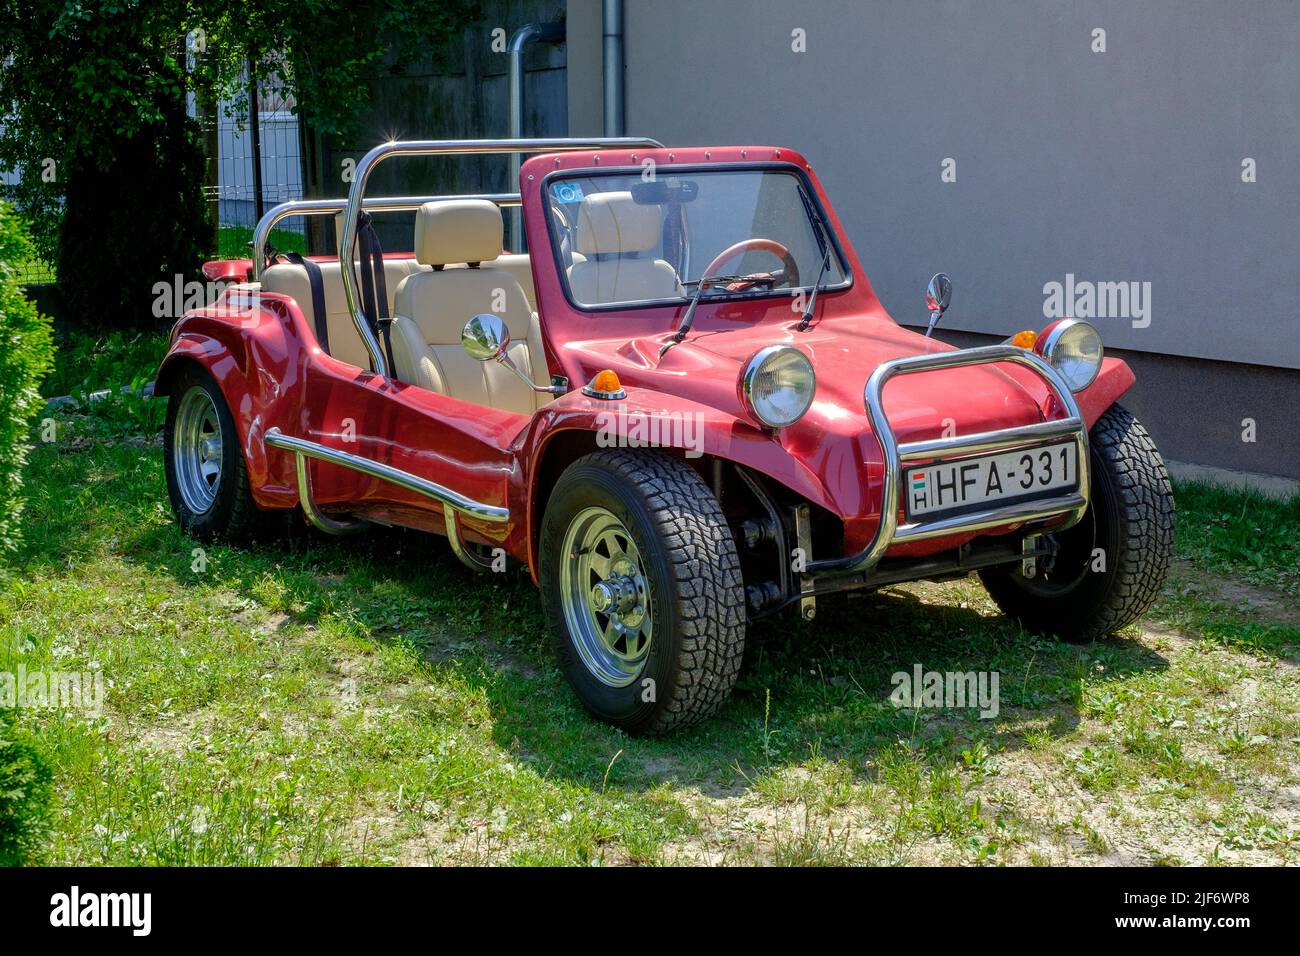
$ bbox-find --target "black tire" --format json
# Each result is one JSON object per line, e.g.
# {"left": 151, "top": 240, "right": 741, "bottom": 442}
{"left": 979, "top": 403, "right": 1174, "bottom": 642}
{"left": 539, "top": 450, "right": 746, "bottom": 735}
{"left": 163, "top": 363, "right": 261, "bottom": 543}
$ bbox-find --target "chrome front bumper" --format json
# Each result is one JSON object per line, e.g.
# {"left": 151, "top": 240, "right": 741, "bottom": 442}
{"left": 806, "top": 345, "right": 1091, "bottom": 577}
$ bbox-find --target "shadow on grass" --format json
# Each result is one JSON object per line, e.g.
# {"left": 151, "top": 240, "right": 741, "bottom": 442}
{"left": 22, "top": 440, "right": 1170, "bottom": 799}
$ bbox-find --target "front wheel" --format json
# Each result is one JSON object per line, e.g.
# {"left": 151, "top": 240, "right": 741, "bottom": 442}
{"left": 539, "top": 450, "right": 746, "bottom": 735}
{"left": 979, "top": 403, "right": 1174, "bottom": 642}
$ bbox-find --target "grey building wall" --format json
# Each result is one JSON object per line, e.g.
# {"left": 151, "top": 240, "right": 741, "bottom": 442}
{"left": 567, "top": 0, "right": 1299, "bottom": 479}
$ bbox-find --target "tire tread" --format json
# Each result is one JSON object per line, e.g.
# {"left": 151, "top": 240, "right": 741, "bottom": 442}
{"left": 544, "top": 450, "right": 746, "bottom": 734}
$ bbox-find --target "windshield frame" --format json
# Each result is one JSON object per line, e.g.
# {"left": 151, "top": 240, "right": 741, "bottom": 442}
{"left": 540, "top": 162, "right": 854, "bottom": 315}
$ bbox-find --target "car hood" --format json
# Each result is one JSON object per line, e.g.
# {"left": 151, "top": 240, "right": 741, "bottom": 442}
{"left": 566, "top": 316, "right": 1053, "bottom": 446}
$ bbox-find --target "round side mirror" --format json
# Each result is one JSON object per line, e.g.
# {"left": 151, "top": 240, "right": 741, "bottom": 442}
{"left": 925, "top": 273, "right": 953, "bottom": 316}
{"left": 461, "top": 313, "right": 510, "bottom": 362}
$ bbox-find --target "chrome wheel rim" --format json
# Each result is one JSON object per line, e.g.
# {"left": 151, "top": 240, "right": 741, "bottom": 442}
{"left": 174, "top": 385, "right": 223, "bottom": 513}
{"left": 559, "top": 507, "right": 652, "bottom": 687}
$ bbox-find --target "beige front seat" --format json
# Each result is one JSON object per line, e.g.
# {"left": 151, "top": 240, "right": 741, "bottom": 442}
{"left": 567, "top": 192, "right": 683, "bottom": 305}
{"left": 389, "top": 200, "right": 551, "bottom": 414}
{"left": 494, "top": 253, "right": 536, "bottom": 310}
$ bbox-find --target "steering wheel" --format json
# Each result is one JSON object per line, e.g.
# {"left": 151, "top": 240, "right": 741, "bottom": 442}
{"left": 702, "top": 239, "right": 800, "bottom": 292}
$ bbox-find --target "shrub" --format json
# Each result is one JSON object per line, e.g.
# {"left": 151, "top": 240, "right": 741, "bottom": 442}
{"left": 0, "top": 710, "right": 54, "bottom": 866}
{"left": 0, "top": 202, "right": 56, "bottom": 552}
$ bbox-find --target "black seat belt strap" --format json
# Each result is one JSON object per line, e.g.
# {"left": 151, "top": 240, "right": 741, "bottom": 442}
{"left": 282, "top": 252, "right": 329, "bottom": 353}
{"left": 356, "top": 213, "right": 397, "bottom": 375}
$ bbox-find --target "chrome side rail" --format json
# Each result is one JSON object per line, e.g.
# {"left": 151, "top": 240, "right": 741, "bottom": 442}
{"left": 264, "top": 428, "right": 508, "bottom": 571}
{"left": 249, "top": 194, "right": 522, "bottom": 281}
{"left": 291, "top": 450, "right": 366, "bottom": 536}
{"left": 806, "top": 346, "right": 1090, "bottom": 577}
{"left": 338, "top": 137, "right": 665, "bottom": 378}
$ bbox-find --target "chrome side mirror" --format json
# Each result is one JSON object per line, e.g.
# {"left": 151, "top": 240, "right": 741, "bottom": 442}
{"left": 924, "top": 273, "right": 952, "bottom": 338}
{"left": 461, "top": 313, "right": 510, "bottom": 362}
{"left": 460, "top": 313, "right": 568, "bottom": 395}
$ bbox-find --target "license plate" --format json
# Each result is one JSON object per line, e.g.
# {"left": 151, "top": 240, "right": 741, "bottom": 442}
{"left": 904, "top": 441, "right": 1078, "bottom": 519}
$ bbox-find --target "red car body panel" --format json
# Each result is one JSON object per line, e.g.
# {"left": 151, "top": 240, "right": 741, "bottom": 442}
{"left": 159, "top": 145, "right": 1135, "bottom": 581}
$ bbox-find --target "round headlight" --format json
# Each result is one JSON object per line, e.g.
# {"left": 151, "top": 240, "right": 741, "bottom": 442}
{"left": 739, "top": 345, "right": 816, "bottom": 428}
{"left": 1038, "top": 319, "right": 1102, "bottom": 392}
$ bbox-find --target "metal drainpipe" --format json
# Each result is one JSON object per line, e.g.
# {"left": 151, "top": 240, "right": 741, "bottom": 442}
{"left": 603, "top": 0, "right": 625, "bottom": 136}
{"left": 508, "top": 21, "right": 565, "bottom": 250}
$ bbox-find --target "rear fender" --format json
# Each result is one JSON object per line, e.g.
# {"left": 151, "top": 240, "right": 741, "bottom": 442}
{"left": 155, "top": 292, "right": 309, "bottom": 509}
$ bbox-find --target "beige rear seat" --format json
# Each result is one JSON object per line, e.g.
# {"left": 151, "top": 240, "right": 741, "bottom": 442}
{"left": 261, "top": 257, "right": 427, "bottom": 370}
{"left": 495, "top": 253, "right": 536, "bottom": 310}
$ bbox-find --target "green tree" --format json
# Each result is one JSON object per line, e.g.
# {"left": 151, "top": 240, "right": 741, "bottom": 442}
{"left": 0, "top": 0, "right": 478, "bottom": 328}
{"left": 0, "top": 1, "right": 211, "bottom": 327}
{"left": 197, "top": 0, "right": 480, "bottom": 139}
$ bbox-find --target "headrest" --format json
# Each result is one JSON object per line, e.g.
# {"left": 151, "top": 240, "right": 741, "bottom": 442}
{"left": 415, "top": 199, "right": 502, "bottom": 266}
{"left": 575, "top": 192, "right": 662, "bottom": 256}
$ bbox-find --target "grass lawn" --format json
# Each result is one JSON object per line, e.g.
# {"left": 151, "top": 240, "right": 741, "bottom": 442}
{"left": 5, "top": 225, "right": 306, "bottom": 289}
{"left": 5, "top": 342, "right": 1298, "bottom": 865}
{"left": 217, "top": 225, "right": 306, "bottom": 260}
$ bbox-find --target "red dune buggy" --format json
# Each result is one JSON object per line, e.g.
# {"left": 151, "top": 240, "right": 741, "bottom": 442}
{"left": 157, "top": 138, "right": 1174, "bottom": 734}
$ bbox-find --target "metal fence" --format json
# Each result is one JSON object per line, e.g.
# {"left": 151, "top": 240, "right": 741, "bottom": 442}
{"left": 213, "top": 80, "right": 303, "bottom": 233}
{"left": 0, "top": 161, "right": 55, "bottom": 285}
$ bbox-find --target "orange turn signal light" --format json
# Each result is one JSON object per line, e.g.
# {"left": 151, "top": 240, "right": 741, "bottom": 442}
{"left": 1009, "top": 330, "right": 1038, "bottom": 349}
{"left": 582, "top": 368, "right": 626, "bottom": 399}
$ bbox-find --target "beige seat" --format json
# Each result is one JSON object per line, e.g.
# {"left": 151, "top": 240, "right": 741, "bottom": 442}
{"left": 261, "top": 257, "right": 426, "bottom": 370}
{"left": 494, "top": 253, "right": 536, "bottom": 309}
{"left": 388, "top": 200, "right": 551, "bottom": 415}
{"left": 567, "top": 192, "right": 683, "bottom": 305}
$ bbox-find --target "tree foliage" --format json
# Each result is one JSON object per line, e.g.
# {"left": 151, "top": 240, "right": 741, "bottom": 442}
{"left": 0, "top": 1, "right": 199, "bottom": 263}
{"left": 0, "top": 0, "right": 478, "bottom": 328}
{"left": 197, "top": 0, "right": 480, "bottom": 138}
{"left": 0, "top": 0, "right": 480, "bottom": 257}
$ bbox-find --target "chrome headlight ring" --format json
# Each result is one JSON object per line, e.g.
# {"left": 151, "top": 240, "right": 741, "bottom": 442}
{"left": 739, "top": 345, "right": 816, "bottom": 429}
{"left": 1037, "top": 319, "right": 1103, "bottom": 392}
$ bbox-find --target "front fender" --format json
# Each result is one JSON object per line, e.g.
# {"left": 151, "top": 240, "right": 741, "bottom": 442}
{"left": 526, "top": 386, "right": 835, "bottom": 503}
{"left": 1073, "top": 357, "right": 1136, "bottom": 428}
{"left": 519, "top": 355, "right": 1140, "bottom": 574}
{"left": 517, "top": 386, "right": 838, "bottom": 578}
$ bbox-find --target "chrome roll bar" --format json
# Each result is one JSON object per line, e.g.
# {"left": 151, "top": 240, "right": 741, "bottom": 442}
{"left": 249, "top": 194, "right": 522, "bottom": 282}
{"left": 337, "top": 137, "right": 664, "bottom": 378}
{"left": 806, "top": 346, "right": 1091, "bottom": 578}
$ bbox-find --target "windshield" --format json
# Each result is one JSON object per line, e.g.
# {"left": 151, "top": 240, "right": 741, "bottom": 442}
{"left": 546, "top": 167, "right": 849, "bottom": 309}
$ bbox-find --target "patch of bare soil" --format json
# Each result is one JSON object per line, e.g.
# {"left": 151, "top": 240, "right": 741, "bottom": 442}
{"left": 1170, "top": 558, "right": 1300, "bottom": 627}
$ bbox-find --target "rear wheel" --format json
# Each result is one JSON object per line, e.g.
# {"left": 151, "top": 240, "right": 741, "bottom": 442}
{"left": 979, "top": 403, "right": 1174, "bottom": 642}
{"left": 539, "top": 450, "right": 746, "bottom": 735}
{"left": 164, "top": 364, "right": 260, "bottom": 542}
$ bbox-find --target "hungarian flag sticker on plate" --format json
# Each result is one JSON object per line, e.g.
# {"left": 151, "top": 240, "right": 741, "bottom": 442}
{"left": 905, "top": 441, "right": 1078, "bottom": 519}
